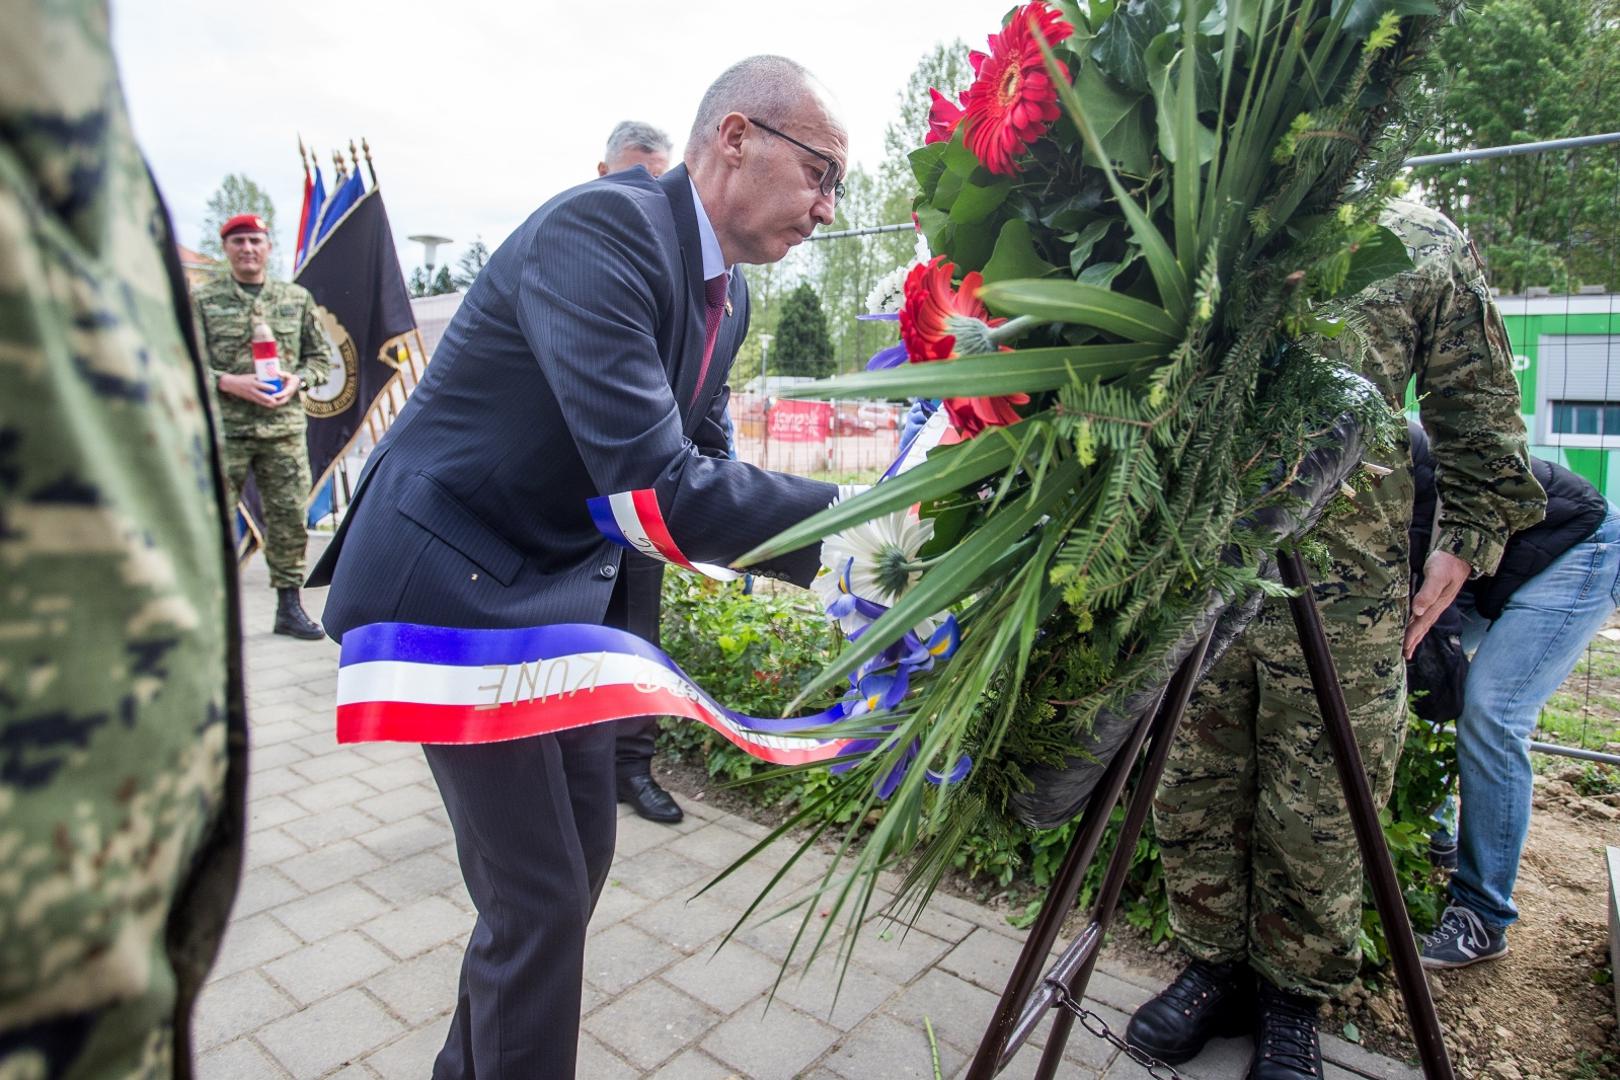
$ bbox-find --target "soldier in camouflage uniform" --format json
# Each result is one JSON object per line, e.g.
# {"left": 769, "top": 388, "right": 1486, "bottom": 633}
{"left": 191, "top": 219, "right": 332, "bottom": 639}
{"left": 1126, "top": 200, "right": 1546, "bottom": 1079}
{"left": 0, "top": 2, "right": 247, "bottom": 1075}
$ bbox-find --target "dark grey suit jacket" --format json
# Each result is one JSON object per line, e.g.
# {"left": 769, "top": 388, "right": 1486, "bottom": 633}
{"left": 309, "top": 164, "right": 833, "bottom": 637}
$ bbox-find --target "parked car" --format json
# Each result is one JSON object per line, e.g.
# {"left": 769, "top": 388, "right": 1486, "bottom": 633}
{"left": 832, "top": 402, "right": 900, "bottom": 435}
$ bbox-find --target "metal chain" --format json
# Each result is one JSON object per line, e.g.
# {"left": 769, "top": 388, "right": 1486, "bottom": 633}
{"left": 1047, "top": 980, "right": 1190, "bottom": 1080}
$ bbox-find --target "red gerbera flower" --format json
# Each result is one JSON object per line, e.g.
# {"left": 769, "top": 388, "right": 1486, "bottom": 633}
{"left": 925, "top": 87, "right": 968, "bottom": 145}
{"left": 899, "top": 256, "right": 1029, "bottom": 437}
{"left": 961, "top": 1, "right": 1074, "bottom": 175}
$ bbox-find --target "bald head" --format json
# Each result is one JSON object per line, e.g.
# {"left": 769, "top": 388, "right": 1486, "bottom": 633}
{"left": 685, "top": 56, "right": 847, "bottom": 267}
{"left": 684, "top": 56, "right": 841, "bottom": 159}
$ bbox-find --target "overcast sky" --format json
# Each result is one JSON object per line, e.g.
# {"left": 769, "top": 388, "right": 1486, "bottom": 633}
{"left": 111, "top": 0, "right": 995, "bottom": 275}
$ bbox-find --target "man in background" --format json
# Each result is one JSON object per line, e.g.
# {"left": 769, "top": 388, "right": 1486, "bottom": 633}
{"left": 0, "top": 2, "right": 246, "bottom": 1074}
{"left": 597, "top": 118, "right": 671, "bottom": 179}
{"left": 193, "top": 217, "right": 334, "bottom": 639}
{"left": 596, "top": 119, "right": 690, "bottom": 824}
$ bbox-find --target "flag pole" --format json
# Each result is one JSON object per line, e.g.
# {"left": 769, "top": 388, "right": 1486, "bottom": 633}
{"left": 348, "top": 139, "right": 363, "bottom": 188}
{"left": 362, "top": 137, "right": 377, "bottom": 187}
{"left": 298, "top": 134, "right": 310, "bottom": 181}
{"left": 332, "top": 148, "right": 347, "bottom": 181}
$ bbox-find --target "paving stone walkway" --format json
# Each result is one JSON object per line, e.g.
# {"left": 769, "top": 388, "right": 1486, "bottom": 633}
{"left": 198, "top": 550, "right": 1419, "bottom": 1079}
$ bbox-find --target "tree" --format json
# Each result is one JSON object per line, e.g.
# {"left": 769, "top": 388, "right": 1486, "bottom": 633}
{"left": 453, "top": 238, "right": 490, "bottom": 290}
{"left": 201, "top": 173, "right": 281, "bottom": 275}
{"left": 794, "top": 42, "right": 977, "bottom": 377}
{"left": 1416, "top": 0, "right": 1620, "bottom": 291}
{"left": 770, "top": 283, "right": 833, "bottom": 378}
{"left": 407, "top": 265, "right": 458, "bottom": 298}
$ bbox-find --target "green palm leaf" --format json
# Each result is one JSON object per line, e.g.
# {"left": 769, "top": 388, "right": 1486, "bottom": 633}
{"left": 978, "top": 281, "right": 1183, "bottom": 343}
{"left": 776, "top": 343, "right": 1165, "bottom": 400}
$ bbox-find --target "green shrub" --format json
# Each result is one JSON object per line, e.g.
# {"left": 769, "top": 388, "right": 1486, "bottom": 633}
{"left": 656, "top": 576, "right": 1451, "bottom": 970}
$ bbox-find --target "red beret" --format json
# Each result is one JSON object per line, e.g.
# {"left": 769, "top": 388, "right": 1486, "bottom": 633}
{"left": 220, "top": 213, "right": 269, "bottom": 239}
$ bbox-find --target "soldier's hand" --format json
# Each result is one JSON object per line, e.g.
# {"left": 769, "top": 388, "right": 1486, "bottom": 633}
{"left": 217, "top": 371, "right": 282, "bottom": 407}
{"left": 267, "top": 373, "right": 302, "bottom": 407}
{"left": 1403, "top": 550, "right": 1471, "bottom": 661}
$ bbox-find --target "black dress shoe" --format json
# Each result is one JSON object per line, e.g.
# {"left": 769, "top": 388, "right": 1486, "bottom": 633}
{"left": 1125, "top": 958, "right": 1252, "bottom": 1065}
{"left": 273, "top": 588, "right": 324, "bottom": 640}
{"left": 617, "top": 773, "right": 682, "bottom": 824}
{"left": 1249, "top": 978, "right": 1322, "bottom": 1079}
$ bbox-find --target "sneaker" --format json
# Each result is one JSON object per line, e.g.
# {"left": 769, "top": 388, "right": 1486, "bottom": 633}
{"left": 1420, "top": 903, "right": 1507, "bottom": 969}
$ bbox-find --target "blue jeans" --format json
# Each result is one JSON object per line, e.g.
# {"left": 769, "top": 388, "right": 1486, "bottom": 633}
{"left": 1445, "top": 504, "right": 1620, "bottom": 930}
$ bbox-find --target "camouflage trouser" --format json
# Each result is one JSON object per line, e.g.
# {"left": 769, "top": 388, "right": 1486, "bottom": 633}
{"left": 223, "top": 432, "right": 311, "bottom": 589}
{"left": 1154, "top": 466, "right": 1413, "bottom": 1000}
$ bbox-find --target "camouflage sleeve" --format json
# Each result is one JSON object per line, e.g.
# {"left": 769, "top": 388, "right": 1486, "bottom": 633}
{"left": 1414, "top": 238, "right": 1545, "bottom": 576}
{"left": 295, "top": 293, "right": 332, "bottom": 388}
{"left": 190, "top": 290, "right": 218, "bottom": 383}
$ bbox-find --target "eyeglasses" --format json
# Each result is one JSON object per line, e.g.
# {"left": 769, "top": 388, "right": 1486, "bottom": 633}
{"left": 747, "top": 117, "right": 846, "bottom": 203}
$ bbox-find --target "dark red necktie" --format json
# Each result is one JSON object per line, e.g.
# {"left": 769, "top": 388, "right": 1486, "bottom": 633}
{"left": 691, "top": 272, "right": 729, "bottom": 405}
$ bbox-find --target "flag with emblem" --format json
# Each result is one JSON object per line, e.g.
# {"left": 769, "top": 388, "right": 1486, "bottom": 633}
{"left": 293, "top": 175, "right": 418, "bottom": 526}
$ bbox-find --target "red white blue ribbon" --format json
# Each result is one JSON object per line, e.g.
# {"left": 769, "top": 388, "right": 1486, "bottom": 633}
{"left": 588, "top": 489, "right": 739, "bottom": 581}
{"left": 336, "top": 621, "right": 859, "bottom": 765}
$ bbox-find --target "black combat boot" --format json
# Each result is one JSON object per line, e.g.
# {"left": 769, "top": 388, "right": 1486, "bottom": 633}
{"left": 1249, "top": 978, "right": 1323, "bottom": 1079}
{"left": 274, "top": 588, "right": 324, "bottom": 640}
{"left": 1125, "top": 958, "right": 1252, "bottom": 1065}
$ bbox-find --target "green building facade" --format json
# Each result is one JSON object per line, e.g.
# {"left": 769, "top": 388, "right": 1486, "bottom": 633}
{"left": 1490, "top": 294, "right": 1620, "bottom": 498}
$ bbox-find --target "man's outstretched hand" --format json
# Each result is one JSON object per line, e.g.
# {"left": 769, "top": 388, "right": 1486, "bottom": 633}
{"left": 1404, "top": 549, "right": 1471, "bottom": 661}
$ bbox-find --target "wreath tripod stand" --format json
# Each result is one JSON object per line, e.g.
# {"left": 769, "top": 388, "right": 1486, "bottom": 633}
{"left": 964, "top": 547, "right": 1455, "bottom": 1079}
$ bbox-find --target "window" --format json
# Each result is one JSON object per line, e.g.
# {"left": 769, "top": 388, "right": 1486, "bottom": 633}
{"left": 1548, "top": 401, "right": 1620, "bottom": 436}
{"left": 1535, "top": 334, "right": 1620, "bottom": 446}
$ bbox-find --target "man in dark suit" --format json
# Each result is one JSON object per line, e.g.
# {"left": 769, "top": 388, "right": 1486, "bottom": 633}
{"left": 308, "top": 55, "right": 846, "bottom": 1079}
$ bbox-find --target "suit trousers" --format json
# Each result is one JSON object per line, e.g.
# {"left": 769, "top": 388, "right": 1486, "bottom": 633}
{"left": 426, "top": 587, "right": 628, "bottom": 1079}
{"left": 615, "top": 558, "right": 665, "bottom": 782}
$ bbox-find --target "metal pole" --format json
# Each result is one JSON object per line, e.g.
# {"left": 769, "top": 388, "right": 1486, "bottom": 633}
{"left": 1278, "top": 548, "right": 1455, "bottom": 1080}
{"left": 1526, "top": 739, "right": 1620, "bottom": 766}
{"left": 1031, "top": 631, "right": 1215, "bottom": 1080}
{"left": 965, "top": 635, "right": 1213, "bottom": 1079}
{"left": 804, "top": 222, "right": 918, "bottom": 242}
{"left": 964, "top": 694, "right": 1162, "bottom": 1078}
{"left": 1403, "top": 131, "right": 1620, "bottom": 167}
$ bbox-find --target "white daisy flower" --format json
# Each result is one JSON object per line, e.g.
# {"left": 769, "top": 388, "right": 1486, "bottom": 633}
{"left": 812, "top": 509, "right": 937, "bottom": 637}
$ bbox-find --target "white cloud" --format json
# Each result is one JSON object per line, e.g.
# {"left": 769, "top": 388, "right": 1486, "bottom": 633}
{"left": 111, "top": 0, "right": 995, "bottom": 272}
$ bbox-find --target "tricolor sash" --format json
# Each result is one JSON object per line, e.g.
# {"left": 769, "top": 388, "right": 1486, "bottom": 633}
{"left": 587, "top": 488, "right": 738, "bottom": 581}
{"left": 337, "top": 621, "right": 861, "bottom": 766}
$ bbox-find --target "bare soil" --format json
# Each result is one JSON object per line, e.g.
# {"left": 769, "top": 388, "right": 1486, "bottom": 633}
{"left": 1337, "top": 766, "right": 1620, "bottom": 1080}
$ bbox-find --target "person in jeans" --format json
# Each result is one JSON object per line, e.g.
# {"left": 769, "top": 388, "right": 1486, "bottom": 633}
{"left": 1408, "top": 421, "right": 1620, "bottom": 968}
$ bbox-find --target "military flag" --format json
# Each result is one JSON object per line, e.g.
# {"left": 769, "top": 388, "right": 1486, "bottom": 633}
{"left": 295, "top": 164, "right": 325, "bottom": 269}
{"left": 237, "top": 149, "right": 419, "bottom": 564}
{"left": 314, "top": 166, "right": 364, "bottom": 245}
{"left": 294, "top": 179, "right": 418, "bottom": 525}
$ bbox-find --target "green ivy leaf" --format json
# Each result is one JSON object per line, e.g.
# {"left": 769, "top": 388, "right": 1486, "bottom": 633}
{"left": 982, "top": 220, "right": 1060, "bottom": 283}
{"left": 949, "top": 178, "right": 1014, "bottom": 226}
{"left": 909, "top": 143, "right": 948, "bottom": 196}
{"left": 1342, "top": 1021, "right": 1362, "bottom": 1044}
{"left": 1089, "top": 0, "right": 1174, "bottom": 92}
{"left": 1073, "top": 63, "right": 1154, "bottom": 175}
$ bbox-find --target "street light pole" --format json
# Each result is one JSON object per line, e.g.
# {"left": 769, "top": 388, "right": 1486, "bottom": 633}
{"left": 408, "top": 233, "right": 452, "bottom": 293}
{"left": 758, "top": 332, "right": 774, "bottom": 469}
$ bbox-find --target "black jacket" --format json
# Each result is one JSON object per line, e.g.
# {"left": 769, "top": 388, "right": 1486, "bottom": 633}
{"left": 1410, "top": 422, "right": 1607, "bottom": 619}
